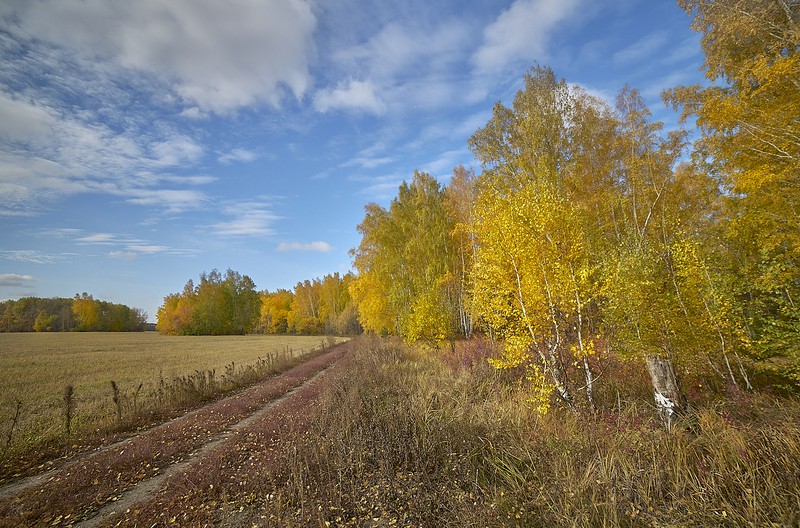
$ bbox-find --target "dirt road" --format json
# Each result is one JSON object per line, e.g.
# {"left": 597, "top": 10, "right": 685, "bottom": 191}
{"left": 0, "top": 341, "right": 351, "bottom": 527}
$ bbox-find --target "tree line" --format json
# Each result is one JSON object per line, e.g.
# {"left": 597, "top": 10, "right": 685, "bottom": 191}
{"left": 349, "top": 1, "right": 799, "bottom": 418}
{"left": 156, "top": 269, "right": 361, "bottom": 336}
{"left": 0, "top": 294, "right": 147, "bottom": 332}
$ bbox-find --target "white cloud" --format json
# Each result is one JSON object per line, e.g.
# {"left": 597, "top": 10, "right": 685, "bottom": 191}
{"left": 8, "top": 0, "right": 317, "bottom": 113}
{"left": 179, "top": 106, "right": 206, "bottom": 119}
{"left": 662, "top": 35, "right": 702, "bottom": 65}
{"left": 126, "top": 245, "right": 169, "bottom": 254}
{"left": 413, "top": 110, "right": 491, "bottom": 148}
{"left": 150, "top": 135, "right": 203, "bottom": 167}
{"left": 65, "top": 231, "right": 185, "bottom": 257}
{"left": 0, "top": 250, "right": 57, "bottom": 264}
{"left": 613, "top": 30, "right": 669, "bottom": 64}
{"left": 276, "top": 241, "right": 333, "bottom": 253}
{"left": 76, "top": 233, "right": 137, "bottom": 245}
{"left": 421, "top": 148, "right": 470, "bottom": 177}
{"left": 472, "top": 0, "right": 581, "bottom": 75}
{"left": 351, "top": 173, "right": 405, "bottom": 201}
{"left": 314, "top": 79, "right": 386, "bottom": 115}
{"left": 334, "top": 21, "right": 469, "bottom": 83}
{"left": 0, "top": 274, "right": 35, "bottom": 287}
{"left": 124, "top": 189, "right": 208, "bottom": 213}
{"left": 211, "top": 201, "right": 279, "bottom": 237}
{"left": 37, "top": 228, "right": 83, "bottom": 238}
{"left": 0, "top": 93, "right": 56, "bottom": 144}
{"left": 218, "top": 148, "right": 259, "bottom": 164}
{"left": 319, "top": 17, "right": 470, "bottom": 113}
{"left": 0, "top": 90, "right": 210, "bottom": 216}
{"left": 108, "top": 251, "right": 138, "bottom": 260}
{"left": 340, "top": 155, "right": 394, "bottom": 170}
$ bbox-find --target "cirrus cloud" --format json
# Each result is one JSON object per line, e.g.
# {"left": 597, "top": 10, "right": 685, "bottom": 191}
{"left": 276, "top": 241, "right": 333, "bottom": 253}
{"left": 472, "top": 0, "right": 582, "bottom": 75}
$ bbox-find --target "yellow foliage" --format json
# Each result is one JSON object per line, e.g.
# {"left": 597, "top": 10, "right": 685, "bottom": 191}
{"left": 349, "top": 271, "right": 394, "bottom": 335}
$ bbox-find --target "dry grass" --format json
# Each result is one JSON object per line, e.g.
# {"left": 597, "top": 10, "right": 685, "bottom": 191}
{"left": 227, "top": 337, "right": 800, "bottom": 527}
{"left": 0, "top": 343, "right": 351, "bottom": 527}
{"left": 0, "top": 332, "right": 343, "bottom": 478}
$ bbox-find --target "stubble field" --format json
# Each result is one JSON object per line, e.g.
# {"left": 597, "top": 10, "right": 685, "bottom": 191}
{"left": 0, "top": 332, "right": 341, "bottom": 478}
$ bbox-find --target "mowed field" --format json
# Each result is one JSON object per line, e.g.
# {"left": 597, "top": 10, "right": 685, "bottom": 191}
{"left": 0, "top": 332, "right": 342, "bottom": 469}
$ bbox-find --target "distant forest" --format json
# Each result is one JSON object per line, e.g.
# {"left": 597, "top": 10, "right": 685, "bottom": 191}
{"left": 156, "top": 269, "right": 361, "bottom": 336}
{"left": 0, "top": 294, "right": 147, "bottom": 332}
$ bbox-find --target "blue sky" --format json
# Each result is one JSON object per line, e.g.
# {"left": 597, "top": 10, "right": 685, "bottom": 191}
{"left": 0, "top": 0, "right": 706, "bottom": 322}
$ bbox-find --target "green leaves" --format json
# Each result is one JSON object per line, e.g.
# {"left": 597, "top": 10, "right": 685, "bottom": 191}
{"left": 350, "top": 171, "right": 464, "bottom": 345}
{"left": 156, "top": 269, "right": 261, "bottom": 335}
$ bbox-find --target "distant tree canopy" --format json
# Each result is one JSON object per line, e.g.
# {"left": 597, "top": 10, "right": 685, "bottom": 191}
{"left": 0, "top": 294, "right": 147, "bottom": 332}
{"left": 157, "top": 269, "right": 361, "bottom": 336}
{"left": 157, "top": 269, "right": 261, "bottom": 336}
{"left": 350, "top": 171, "right": 467, "bottom": 346}
{"left": 258, "top": 273, "right": 361, "bottom": 336}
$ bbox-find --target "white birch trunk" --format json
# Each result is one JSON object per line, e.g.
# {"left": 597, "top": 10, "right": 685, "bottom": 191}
{"left": 645, "top": 355, "right": 689, "bottom": 430}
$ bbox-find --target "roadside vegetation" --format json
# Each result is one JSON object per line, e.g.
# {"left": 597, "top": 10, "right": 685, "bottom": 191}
{"left": 225, "top": 337, "right": 800, "bottom": 527}
{"left": 0, "top": 332, "right": 341, "bottom": 481}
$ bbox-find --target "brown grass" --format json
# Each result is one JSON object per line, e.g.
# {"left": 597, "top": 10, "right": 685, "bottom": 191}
{"left": 213, "top": 336, "right": 800, "bottom": 527}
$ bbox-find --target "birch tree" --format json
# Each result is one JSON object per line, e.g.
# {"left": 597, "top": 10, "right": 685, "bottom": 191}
{"left": 469, "top": 67, "right": 613, "bottom": 410}
{"left": 665, "top": 0, "right": 800, "bottom": 386}
{"left": 350, "top": 171, "right": 462, "bottom": 345}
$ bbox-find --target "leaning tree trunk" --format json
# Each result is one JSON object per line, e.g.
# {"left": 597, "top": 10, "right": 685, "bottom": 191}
{"left": 645, "top": 355, "right": 689, "bottom": 430}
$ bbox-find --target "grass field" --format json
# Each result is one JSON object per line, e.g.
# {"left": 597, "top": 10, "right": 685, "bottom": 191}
{"left": 0, "top": 332, "right": 342, "bottom": 473}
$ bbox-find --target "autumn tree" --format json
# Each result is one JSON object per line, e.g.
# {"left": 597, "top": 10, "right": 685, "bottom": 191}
{"left": 289, "top": 279, "right": 323, "bottom": 334}
{"left": 257, "top": 289, "right": 293, "bottom": 334}
{"left": 350, "top": 171, "right": 462, "bottom": 346}
{"left": 320, "top": 273, "right": 360, "bottom": 335}
{"left": 255, "top": 274, "right": 360, "bottom": 336}
{"left": 665, "top": 0, "right": 800, "bottom": 386}
{"left": 0, "top": 297, "right": 77, "bottom": 332}
{"left": 444, "top": 165, "right": 478, "bottom": 339}
{"left": 72, "top": 293, "right": 100, "bottom": 331}
{"left": 466, "top": 66, "right": 736, "bottom": 422}
{"left": 469, "top": 66, "right": 615, "bottom": 410}
{"left": 156, "top": 269, "right": 260, "bottom": 335}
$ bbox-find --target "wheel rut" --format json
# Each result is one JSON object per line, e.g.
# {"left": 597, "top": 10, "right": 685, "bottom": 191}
{"left": 75, "top": 365, "right": 333, "bottom": 528}
{"left": 0, "top": 343, "right": 349, "bottom": 527}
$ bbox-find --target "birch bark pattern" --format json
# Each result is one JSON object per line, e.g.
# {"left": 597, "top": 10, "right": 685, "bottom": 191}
{"left": 645, "top": 355, "right": 688, "bottom": 429}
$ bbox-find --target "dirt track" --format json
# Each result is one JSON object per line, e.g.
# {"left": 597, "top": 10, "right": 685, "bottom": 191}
{"left": 0, "top": 342, "right": 351, "bottom": 527}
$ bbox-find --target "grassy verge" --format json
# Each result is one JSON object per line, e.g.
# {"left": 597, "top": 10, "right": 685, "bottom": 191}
{"left": 0, "top": 333, "right": 343, "bottom": 481}
{"left": 235, "top": 336, "right": 800, "bottom": 527}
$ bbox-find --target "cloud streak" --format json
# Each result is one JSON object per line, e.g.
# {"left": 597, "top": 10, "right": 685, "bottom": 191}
{"left": 211, "top": 201, "right": 279, "bottom": 237}
{"left": 0, "top": 273, "right": 35, "bottom": 287}
{"left": 314, "top": 79, "right": 386, "bottom": 115}
{"left": 0, "top": 250, "right": 57, "bottom": 264}
{"left": 276, "top": 241, "right": 333, "bottom": 253}
{"left": 472, "top": 0, "right": 581, "bottom": 75}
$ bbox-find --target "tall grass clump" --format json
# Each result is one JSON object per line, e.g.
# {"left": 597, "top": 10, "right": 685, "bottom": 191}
{"left": 62, "top": 385, "right": 74, "bottom": 436}
{"left": 256, "top": 337, "right": 800, "bottom": 527}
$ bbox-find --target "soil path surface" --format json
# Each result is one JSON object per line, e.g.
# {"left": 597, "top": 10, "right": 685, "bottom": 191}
{"left": 0, "top": 342, "right": 351, "bottom": 527}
